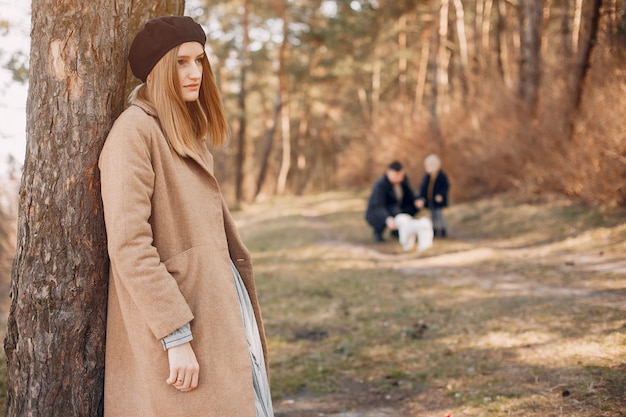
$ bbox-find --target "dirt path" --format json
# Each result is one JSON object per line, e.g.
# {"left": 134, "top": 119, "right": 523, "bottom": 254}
{"left": 272, "top": 198, "right": 626, "bottom": 417}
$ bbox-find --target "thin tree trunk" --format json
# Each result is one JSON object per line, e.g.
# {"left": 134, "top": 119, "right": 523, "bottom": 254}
{"left": 437, "top": 0, "right": 451, "bottom": 115}
{"left": 475, "top": 0, "right": 484, "bottom": 69}
{"left": 566, "top": 0, "right": 603, "bottom": 138}
{"left": 413, "top": 29, "right": 430, "bottom": 117}
{"left": 452, "top": 0, "right": 469, "bottom": 99}
{"left": 275, "top": 2, "right": 291, "bottom": 194}
{"left": 235, "top": 0, "right": 250, "bottom": 203}
{"left": 398, "top": 14, "right": 408, "bottom": 101}
{"left": 561, "top": 0, "right": 572, "bottom": 55}
{"left": 517, "top": 0, "right": 527, "bottom": 98}
{"left": 572, "top": 0, "right": 583, "bottom": 51}
{"left": 519, "top": 0, "right": 543, "bottom": 116}
{"left": 254, "top": 91, "right": 282, "bottom": 199}
{"left": 495, "top": 0, "right": 512, "bottom": 86}
{"left": 429, "top": 3, "right": 444, "bottom": 143}
{"left": 617, "top": 0, "right": 626, "bottom": 48}
{"left": 482, "top": 0, "right": 494, "bottom": 52}
{"left": 371, "top": 46, "right": 382, "bottom": 127}
{"left": 358, "top": 87, "right": 370, "bottom": 122}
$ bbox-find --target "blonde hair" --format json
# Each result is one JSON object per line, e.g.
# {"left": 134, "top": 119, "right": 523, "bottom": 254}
{"left": 130, "top": 45, "right": 229, "bottom": 157}
{"left": 424, "top": 154, "right": 441, "bottom": 173}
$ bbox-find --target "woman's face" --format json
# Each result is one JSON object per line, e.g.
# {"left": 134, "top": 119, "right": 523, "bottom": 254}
{"left": 176, "top": 42, "right": 205, "bottom": 102}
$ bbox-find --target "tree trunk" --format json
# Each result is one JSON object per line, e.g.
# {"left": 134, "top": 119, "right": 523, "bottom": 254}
{"left": 371, "top": 46, "right": 382, "bottom": 127}
{"left": 413, "top": 28, "right": 430, "bottom": 118}
{"left": 519, "top": 0, "right": 543, "bottom": 116}
{"left": 275, "top": 0, "right": 291, "bottom": 195}
{"left": 452, "top": 0, "right": 469, "bottom": 99}
{"left": 398, "top": 14, "right": 408, "bottom": 101}
{"left": 475, "top": 0, "right": 484, "bottom": 70}
{"left": 4, "top": 2, "right": 183, "bottom": 416}
{"left": 572, "top": 0, "right": 584, "bottom": 51}
{"left": 495, "top": 0, "right": 512, "bottom": 87}
{"left": 566, "top": 0, "right": 603, "bottom": 138}
{"left": 436, "top": 0, "right": 451, "bottom": 115}
{"left": 235, "top": 0, "right": 251, "bottom": 203}
{"left": 429, "top": 2, "right": 444, "bottom": 143}
{"left": 482, "top": 0, "right": 494, "bottom": 53}
{"left": 617, "top": 0, "right": 626, "bottom": 48}
{"left": 254, "top": 91, "right": 282, "bottom": 199}
{"left": 560, "top": 0, "right": 572, "bottom": 56}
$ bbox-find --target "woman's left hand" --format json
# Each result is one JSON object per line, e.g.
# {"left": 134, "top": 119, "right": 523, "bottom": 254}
{"left": 166, "top": 342, "right": 200, "bottom": 392}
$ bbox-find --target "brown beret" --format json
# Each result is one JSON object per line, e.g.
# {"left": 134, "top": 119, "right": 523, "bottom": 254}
{"left": 128, "top": 16, "right": 206, "bottom": 82}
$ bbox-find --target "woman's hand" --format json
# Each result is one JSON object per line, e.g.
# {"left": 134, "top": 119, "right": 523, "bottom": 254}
{"left": 166, "top": 342, "right": 200, "bottom": 392}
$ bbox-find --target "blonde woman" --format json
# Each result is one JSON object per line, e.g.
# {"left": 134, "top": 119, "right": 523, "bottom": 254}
{"left": 99, "top": 16, "right": 274, "bottom": 417}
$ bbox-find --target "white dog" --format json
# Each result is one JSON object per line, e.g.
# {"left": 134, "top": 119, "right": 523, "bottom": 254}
{"left": 394, "top": 213, "right": 434, "bottom": 252}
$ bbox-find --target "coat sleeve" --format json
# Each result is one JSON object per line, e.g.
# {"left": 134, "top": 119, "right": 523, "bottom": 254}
{"left": 99, "top": 114, "right": 194, "bottom": 340}
{"left": 365, "top": 179, "right": 391, "bottom": 229}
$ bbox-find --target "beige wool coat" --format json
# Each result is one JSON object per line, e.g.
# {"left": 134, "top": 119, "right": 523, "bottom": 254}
{"left": 99, "top": 100, "right": 268, "bottom": 417}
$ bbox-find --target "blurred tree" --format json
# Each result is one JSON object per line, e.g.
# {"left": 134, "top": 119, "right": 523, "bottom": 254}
{"left": 185, "top": 0, "right": 623, "bottom": 203}
{"left": 235, "top": 0, "right": 251, "bottom": 203}
{"left": 3, "top": 1, "right": 184, "bottom": 416}
{"left": 565, "top": 0, "right": 603, "bottom": 138}
{"left": 519, "top": 0, "right": 543, "bottom": 117}
{"left": 274, "top": 0, "right": 292, "bottom": 194}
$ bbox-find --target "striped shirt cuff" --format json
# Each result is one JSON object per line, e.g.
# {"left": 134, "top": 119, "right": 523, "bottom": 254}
{"left": 161, "top": 322, "right": 193, "bottom": 351}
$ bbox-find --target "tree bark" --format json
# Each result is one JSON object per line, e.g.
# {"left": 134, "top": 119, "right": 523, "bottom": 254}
{"left": 413, "top": 28, "right": 430, "bottom": 117}
{"left": 398, "top": 14, "right": 408, "bottom": 101}
{"left": 617, "top": 0, "right": 626, "bottom": 48}
{"left": 452, "top": 0, "right": 469, "bottom": 99}
{"left": 519, "top": 0, "right": 543, "bottom": 116}
{"left": 566, "top": 0, "right": 603, "bottom": 138}
{"left": 429, "top": 2, "right": 445, "bottom": 142}
{"left": 560, "top": 0, "right": 572, "bottom": 56}
{"left": 4, "top": 1, "right": 183, "bottom": 416}
{"left": 495, "top": 0, "right": 512, "bottom": 86}
{"left": 436, "top": 0, "right": 451, "bottom": 115}
{"left": 254, "top": 91, "right": 282, "bottom": 199}
{"left": 275, "top": 0, "right": 291, "bottom": 195}
{"left": 572, "top": 0, "right": 583, "bottom": 51}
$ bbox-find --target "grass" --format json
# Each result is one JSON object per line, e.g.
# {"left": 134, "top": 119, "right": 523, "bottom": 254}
{"left": 0, "top": 189, "right": 625, "bottom": 416}
{"left": 236, "top": 190, "right": 626, "bottom": 416}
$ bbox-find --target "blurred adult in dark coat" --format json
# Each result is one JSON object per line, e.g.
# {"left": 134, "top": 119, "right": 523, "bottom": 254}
{"left": 365, "top": 161, "right": 420, "bottom": 242}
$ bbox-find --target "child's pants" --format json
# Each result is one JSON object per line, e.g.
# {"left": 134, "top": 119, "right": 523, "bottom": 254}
{"left": 431, "top": 208, "right": 446, "bottom": 235}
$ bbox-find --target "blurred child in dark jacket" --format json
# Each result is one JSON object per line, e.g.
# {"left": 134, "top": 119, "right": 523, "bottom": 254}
{"left": 416, "top": 154, "right": 450, "bottom": 237}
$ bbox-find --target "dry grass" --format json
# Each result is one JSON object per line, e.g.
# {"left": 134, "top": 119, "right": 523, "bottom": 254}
{"left": 235, "top": 190, "right": 626, "bottom": 416}
{"left": 0, "top": 190, "right": 624, "bottom": 416}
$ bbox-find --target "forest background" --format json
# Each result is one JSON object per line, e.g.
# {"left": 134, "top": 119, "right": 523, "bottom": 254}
{"left": 1, "top": 0, "right": 625, "bottom": 206}
{"left": 190, "top": 0, "right": 625, "bottom": 207}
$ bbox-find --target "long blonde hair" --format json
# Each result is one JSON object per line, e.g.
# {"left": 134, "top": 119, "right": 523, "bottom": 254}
{"left": 131, "top": 44, "right": 229, "bottom": 157}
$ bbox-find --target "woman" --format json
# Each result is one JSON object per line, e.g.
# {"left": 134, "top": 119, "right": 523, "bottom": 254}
{"left": 99, "top": 16, "right": 274, "bottom": 417}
